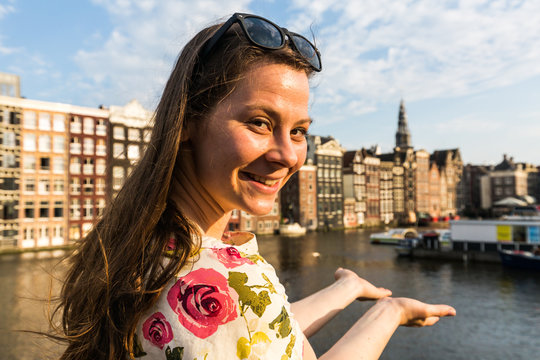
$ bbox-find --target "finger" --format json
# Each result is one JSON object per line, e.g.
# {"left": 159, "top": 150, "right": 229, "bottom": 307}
{"left": 425, "top": 304, "right": 456, "bottom": 317}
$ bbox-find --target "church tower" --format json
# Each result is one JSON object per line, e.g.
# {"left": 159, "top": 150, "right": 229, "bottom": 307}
{"left": 395, "top": 99, "right": 412, "bottom": 150}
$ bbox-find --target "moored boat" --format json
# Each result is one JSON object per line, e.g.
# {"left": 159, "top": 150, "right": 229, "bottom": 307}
{"left": 370, "top": 228, "right": 418, "bottom": 245}
{"left": 279, "top": 223, "right": 307, "bottom": 237}
{"left": 498, "top": 249, "right": 540, "bottom": 270}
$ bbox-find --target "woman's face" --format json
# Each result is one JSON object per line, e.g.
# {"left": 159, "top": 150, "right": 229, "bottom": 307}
{"left": 190, "top": 62, "right": 310, "bottom": 216}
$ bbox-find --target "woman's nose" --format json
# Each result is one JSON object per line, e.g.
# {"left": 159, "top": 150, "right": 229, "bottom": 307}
{"left": 265, "top": 133, "right": 300, "bottom": 168}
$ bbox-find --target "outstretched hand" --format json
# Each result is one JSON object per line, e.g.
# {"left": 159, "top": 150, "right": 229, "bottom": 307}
{"left": 334, "top": 267, "right": 392, "bottom": 301}
{"left": 377, "top": 297, "right": 456, "bottom": 327}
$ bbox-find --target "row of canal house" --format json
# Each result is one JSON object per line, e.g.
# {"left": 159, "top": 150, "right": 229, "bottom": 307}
{"left": 0, "top": 91, "right": 155, "bottom": 250}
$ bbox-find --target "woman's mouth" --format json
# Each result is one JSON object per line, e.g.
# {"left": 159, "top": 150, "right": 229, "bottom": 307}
{"left": 244, "top": 172, "right": 280, "bottom": 187}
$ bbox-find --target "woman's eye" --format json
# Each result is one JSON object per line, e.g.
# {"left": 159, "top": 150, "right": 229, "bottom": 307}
{"left": 291, "top": 127, "right": 308, "bottom": 138}
{"left": 250, "top": 119, "right": 271, "bottom": 131}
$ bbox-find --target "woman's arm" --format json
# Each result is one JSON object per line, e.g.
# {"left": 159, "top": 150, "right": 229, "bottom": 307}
{"left": 318, "top": 297, "right": 456, "bottom": 360}
{"left": 291, "top": 268, "right": 392, "bottom": 338}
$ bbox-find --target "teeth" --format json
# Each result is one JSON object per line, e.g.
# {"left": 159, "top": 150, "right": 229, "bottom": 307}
{"left": 250, "top": 174, "right": 279, "bottom": 186}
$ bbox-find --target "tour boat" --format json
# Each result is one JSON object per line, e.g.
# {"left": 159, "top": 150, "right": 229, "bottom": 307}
{"left": 370, "top": 228, "right": 418, "bottom": 245}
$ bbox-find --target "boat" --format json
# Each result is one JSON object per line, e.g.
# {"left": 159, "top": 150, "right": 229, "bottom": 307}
{"left": 498, "top": 249, "right": 540, "bottom": 270}
{"left": 279, "top": 223, "right": 307, "bottom": 236}
{"left": 394, "top": 237, "right": 419, "bottom": 256}
{"left": 370, "top": 228, "right": 418, "bottom": 245}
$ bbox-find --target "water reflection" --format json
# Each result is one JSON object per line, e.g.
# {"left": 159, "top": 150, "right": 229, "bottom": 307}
{"left": 1, "top": 230, "right": 539, "bottom": 360}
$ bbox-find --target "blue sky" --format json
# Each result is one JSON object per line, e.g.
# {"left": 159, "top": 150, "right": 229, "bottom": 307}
{"left": 1, "top": 0, "right": 540, "bottom": 165}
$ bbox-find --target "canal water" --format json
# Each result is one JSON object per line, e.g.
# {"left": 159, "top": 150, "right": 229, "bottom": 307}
{"left": 1, "top": 230, "right": 539, "bottom": 359}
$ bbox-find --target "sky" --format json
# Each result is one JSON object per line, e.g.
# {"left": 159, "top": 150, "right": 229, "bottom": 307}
{"left": 1, "top": 0, "right": 540, "bottom": 165}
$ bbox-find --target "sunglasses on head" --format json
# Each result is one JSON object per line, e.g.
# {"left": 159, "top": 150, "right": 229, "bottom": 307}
{"left": 201, "top": 13, "right": 322, "bottom": 72}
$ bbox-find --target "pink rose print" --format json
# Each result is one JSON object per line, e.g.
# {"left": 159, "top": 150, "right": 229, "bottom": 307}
{"left": 142, "top": 312, "right": 173, "bottom": 349}
{"left": 212, "top": 247, "right": 253, "bottom": 268}
{"left": 167, "top": 268, "right": 238, "bottom": 338}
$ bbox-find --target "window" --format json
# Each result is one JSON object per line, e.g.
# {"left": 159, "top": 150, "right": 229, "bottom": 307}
{"left": 38, "top": 113, "right": 51, "bottom": 130}
{"left": 53, "top": 114, "right": 65, "bottom": 132}
{"left": 113, "top": 166, "right": 125, "bottom": 190}
{"left": 96, "top": 119, "right": 107, "bottom": 136}
{"left": 39, "top": 201, "right": 49, "bottom": 218}
{"left": 53, "top": 157, "right": 65, "bottom": 174}
{"left": 127, "top": 145, "right": 140, "bottom": 160}
{"left": 38, "top": 179, "right": 50, "bottom": 194}
{"left": 24, "top": 178, "right": 35, "bottom": 192}
{"left": 113, "top": 143, "right": 124, "bottom": 158}
{"left": 83, "top": 178, "right": 94, "bottom": 194}
{"left": 70, "top": 157, "right": 81, "bottom": 174}
{"left": 96, "top": 159, "right": 106, "bottom": 175}
{"left": 83, "top": 199, "right": 93, "bottom": 219}
{"left": 70, "top": 137, "right": 81, "bottom": 154}
{"left": 53, "top": 136, "right": 65, "bottom": 153}
{"left": 54, "top": 201, "right": 64, "bottom": 218}
{"left": 96, "top": 139, "right": 106, "bottom": 156}
{"left": 40, "top": 157, "right": 50, "bottom": 171}
{"left": 83, "top": 117, "right": 94, "bottom": 134}
{"left": 23, "top": 111, "right": 36, "bottom": 129}
{"left": 70, "top": 199, "right": 81, "bottom": 219}
{"left": 83, "top": 158, "right": 94, "bottom": 175}
{"left": 96, "top": 178, "right": 105, "bottom": 195}
{"left": 70, "top": 116, "right": 82, "bottom": 133}
{"left": 83, "top": 138, "right": 94, "bottom": 155}
{"left": 113, "top": 126, "right": 125, "bottom": 140}
{"left": 97, "top": 199, "right": 106, "bottom": 217}
{"left": 127, "top": 128, "right": 140, "bottom": 141}
{"left": 3, "top": 131, "right": 16, "bottom": 147}
{"left": 70, "top": 178, "right": 80, "bottom": 194}
{"left": 23, "top": 134, "right": 36, "bottom": 151}
{"left": 2, "top": 153, "right": 16, "bottom": 168}
{"left": 38, "top": 135, "right": 51, "bottom": 152}
{"left": 24, "top": 201, "right": 35, "bottom": 218}
{"left": 53, "top": 179, "right": 64, "bottom": 193}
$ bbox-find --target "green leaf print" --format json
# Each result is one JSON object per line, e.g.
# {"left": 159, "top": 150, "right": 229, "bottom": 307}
{"left": 285, "top": 333, "right": 296, "bottom": 357}
{"left": 268, "top": 306, "right": 292, "bottom": 338}
{"left": 165, "top": 346, "right": 184, "bottom": 360}
{"left": 228, "top": 271, "right": 271, "bottom": 317}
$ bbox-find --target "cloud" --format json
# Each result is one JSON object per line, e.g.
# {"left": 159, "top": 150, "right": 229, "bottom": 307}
{"left": 74, "top": 0, "right": 251, "bottom": 108}
{"left": 287, "top": 0, "right": 540, "bottom": 123}
{"left": 0, "top": 1, "right": 15, "bottom": 19}
{"left": 435, "top": 114, "right": 503, "bottom": 133}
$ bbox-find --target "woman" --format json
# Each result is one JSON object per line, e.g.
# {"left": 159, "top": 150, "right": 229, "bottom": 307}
{"left": 56, "top": 13, "right": 455, "bottom": 360}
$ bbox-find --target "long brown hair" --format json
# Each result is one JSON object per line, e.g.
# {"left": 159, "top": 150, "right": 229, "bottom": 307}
{"left": 54, "top": 19, "right": 316, "bottom": 360}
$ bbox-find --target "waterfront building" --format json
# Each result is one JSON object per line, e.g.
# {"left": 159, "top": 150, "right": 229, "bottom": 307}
{"left": 308, "top": 136, "right": 345, "bottom": 230}
{"left": 107, "top": 100, "right": 153, "bottom": 200}
{"left": 428, "top": 161, "right": 441, "bottom": 218}
{"left": 280, "top": 163, "right": 317, "bottom": 230}
{"left": 236, "top": 196, "right": 281, "bottom": 235}
{"left": 414, "top": 149, "right": 430, "bottom": 214}
{"left": 460, "top": 164, "right": 491, "bottom": 215}
{"left": 343, "top": 148, "right": 381, "bottom": 227}
{"left": 395, "top": 100, "right": 412, "bottom": 150}
{"left": 68, "top": 111, "right": 109, "bottom": 241}
{"left": 379, "top": 159, "right": 394, "bottom": 224}
{"left": 0, "top": 99, "right": 21, "bottom": 249}
{"left": 479, "top": 154, "right": 537, "bottom": 210}
{"left": 430, "top": 149, "right": 463, "bottom": 217}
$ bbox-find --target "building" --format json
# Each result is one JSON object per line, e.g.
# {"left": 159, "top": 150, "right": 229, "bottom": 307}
{"left": 0, "top": 99, "right": 21, "bottom": 249}
{"left": 68, "top": 111, "right": 109, "bottom": 241}
{"left": 280, "top": 162, "right": 317, "bottom": 230}
{"left": 107, "top": 100, "right": 153, "bottom": 200}
{"left": 308, "top": 136, "right": 345, "bottom": 230}
{"left": 415, "top": 149, "right": 430, "bottom": 214}
{"left": 430, "top": 149, "right": 463, "bottom": 217}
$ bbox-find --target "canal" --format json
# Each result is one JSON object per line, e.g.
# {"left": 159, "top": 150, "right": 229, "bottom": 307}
{"left": 1, "top": 229, "right": 539, "bottom": 359}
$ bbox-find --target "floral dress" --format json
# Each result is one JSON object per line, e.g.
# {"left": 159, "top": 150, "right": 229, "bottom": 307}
{"left": 135, "top": 232, "right": 304, "bottom": 360}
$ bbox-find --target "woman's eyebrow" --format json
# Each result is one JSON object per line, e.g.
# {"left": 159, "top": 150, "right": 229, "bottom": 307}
{"left": 244, "top": 104, "right": 313, "bottom": 124}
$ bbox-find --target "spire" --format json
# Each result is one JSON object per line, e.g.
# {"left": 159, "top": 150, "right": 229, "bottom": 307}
{"left": 395, "top": 99, "right": 412, "bottom": 150}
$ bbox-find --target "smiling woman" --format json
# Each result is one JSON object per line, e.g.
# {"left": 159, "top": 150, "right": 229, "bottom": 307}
{"left": 53, "top": 12, "right": 455, "bottom": 360}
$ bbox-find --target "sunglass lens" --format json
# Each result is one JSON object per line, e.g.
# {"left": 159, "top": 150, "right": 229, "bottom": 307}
{"left": 243, "top": 17, "right": 284, "bottom": 49}
{"left": 291, "top": 34, "right": 321, "bottom": 70}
